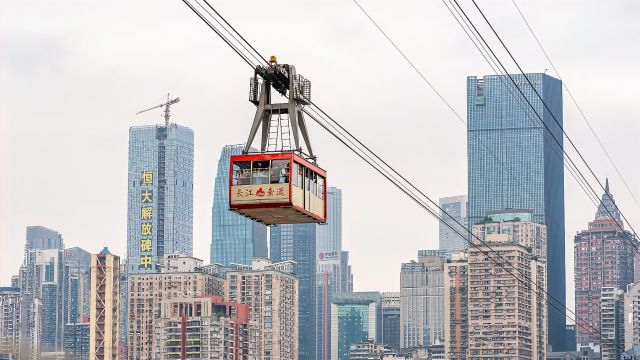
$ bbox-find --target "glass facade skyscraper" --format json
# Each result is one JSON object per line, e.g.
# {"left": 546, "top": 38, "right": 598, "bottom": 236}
{"left": 315, "top": 187, "right": 353, "bottom": 360}
{"left": 26, "top": 226, "right": 63, "bottom": 250}
{"left": 210, "top": 145, "right": 267, "bottom": 266}
{"left": 438, "top": 195, "right": 468, "bottom": 255}
{"left": 271, "top": 223, "right": 316, "bottom": 360}
{"left": 331, "top": 292, "right": 381, "bottom": 360}
{"left": 127, "top": 124, "right": 194, "bottom": 273}
{"left": 467, "top": 73, "right": 566, "bottom": 349}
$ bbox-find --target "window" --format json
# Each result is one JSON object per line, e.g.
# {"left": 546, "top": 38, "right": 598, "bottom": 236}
{"left": 295, "top": 163, "right": 304, "bottom": 188}
{"left": 292, "top": 163, "right": 299, "bottom": 187}
{"left": 270, "top": 160, "right": 290, "bottom": 184}
{"left": 318, "top": 177, "right": 325, "bottom": 199}
{"left": 251, "top": 160, "right": 270, "bottom": 185}
{"left": 310, "top": 171, "right": 317, "bottom": 196}
{"left": 304, "top": 167, "right": 310, "bottom": 191}
{"left": 232, "top": 161, "right": 251, "bottom": 185}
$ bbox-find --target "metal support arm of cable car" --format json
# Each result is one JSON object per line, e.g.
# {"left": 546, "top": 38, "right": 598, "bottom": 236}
{"left": 245, "top": 56, "right": 314, "bottom": 159}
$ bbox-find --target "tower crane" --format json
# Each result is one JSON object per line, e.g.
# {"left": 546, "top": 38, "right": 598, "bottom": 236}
{"left": 136, "top": 93, "right": 180, "bottom": 127}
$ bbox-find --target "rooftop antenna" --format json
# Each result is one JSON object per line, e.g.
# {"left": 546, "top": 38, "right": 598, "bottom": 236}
{"left": 136, "top": 93, "right": 180, "bottom": 127}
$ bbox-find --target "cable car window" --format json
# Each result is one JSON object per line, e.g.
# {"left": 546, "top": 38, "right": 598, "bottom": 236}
{"left": 310, "top": 172, "right": 317, "bottom": 196}
{"left": 304, "top": 167, "right": 310, "bottom": 192}
{"left": 251, "top": 161, "right": 270, "bottom": 185}
{"left": 270, "top": 160, "right": 290, "bottom": 184}
{"left": 292, "top": 163, "right": 299, "bottom": 187}
{"left": 296, "top": 163, "right": 304, "bottom": 188}
{"left": 318, "top": 177, "right": 325, "bottom": 200}
{"left": 232, "top": 161, "right": 251, "bottom": 185}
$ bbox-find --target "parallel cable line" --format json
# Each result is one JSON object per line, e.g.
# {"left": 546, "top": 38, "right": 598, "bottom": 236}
{"left": 511, "top": 0, "right": 640, "bottom": 212}
{"left": 349, "top": 3, "right": 607, "bottom": 342}
{"left": 178, "top": 1, "right": 624, "bottom": 354}
{"left": 465, "top": 0, "right": 640, "bottom": 244}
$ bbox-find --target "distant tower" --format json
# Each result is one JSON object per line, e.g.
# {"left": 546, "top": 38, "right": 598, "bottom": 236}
{"left": 210, "top": 145, "right": 267, "bottom": 266}
{"left": 438, "top": 195, "right": 468, "bottom": 255}
{"left": 89, "top": 248, "right": 120, "bottom": 360}
{"left": 574, "top": 180, "right": 635, "bottom": 353}
{"left": 126, "top": 123, "right": 194, "bottom": 273}
{"left": 467, "top": 73, "right": 566, "bottom": 349}
{"left": 400, "top": 250, "right": 446, "bottom": 350}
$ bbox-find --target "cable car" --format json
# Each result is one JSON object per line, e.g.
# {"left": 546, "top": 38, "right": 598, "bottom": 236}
{"left": 228, "top": 56, "right": 326, "bottom": 225}
{"left": 229, "top": 152, "right": 326, "bottom": 224}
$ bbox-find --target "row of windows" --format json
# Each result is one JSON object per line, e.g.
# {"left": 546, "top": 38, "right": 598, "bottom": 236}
{"left": 232, "top": 160, "right": 326, "bottom": 199}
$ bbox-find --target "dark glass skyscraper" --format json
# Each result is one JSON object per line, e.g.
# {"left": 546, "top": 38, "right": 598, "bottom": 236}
{"left": 438, "top": 195, "right": 468, "bottom": 255}
{"left": 126, "top": 123, "right": 194, "bottom": 273}
{"left": 271, "top": 224, "right": 316, "bottom": 360}
{"left": 467, "top": 73, "right": 565, "bottom": 349}
{"left": 210, "top": 145, "right": 267, "bottom": 266}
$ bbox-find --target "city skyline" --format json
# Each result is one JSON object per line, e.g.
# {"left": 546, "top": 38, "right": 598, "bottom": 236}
{"left": 2, "top": 0, "right": 639, "bottom": 316}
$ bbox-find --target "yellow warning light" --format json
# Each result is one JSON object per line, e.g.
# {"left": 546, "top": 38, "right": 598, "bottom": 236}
{"left": 270, "top": 55, "right": 277, "bottom": 63}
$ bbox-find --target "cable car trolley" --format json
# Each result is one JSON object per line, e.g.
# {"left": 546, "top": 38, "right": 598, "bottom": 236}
{"left": 229, "top": 56, "right": 327, "bottom": 225}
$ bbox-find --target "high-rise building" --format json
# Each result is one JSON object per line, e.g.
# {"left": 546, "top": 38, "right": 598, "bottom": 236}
{"left": 574, "top": 181, "right": 636, "bottom": 352}
{"left": 89, "top": 248, "right": 120, "bottom": 360}
{"left": 63, "top": 247, "right": 91, "bottom": 324}
{"left": 18, "top": 228, "right": 91, "bottom": 355}
{"left": 625, "top": 282, "right": 640, "bottom": 351}
{"left": 599, "top": 287, "right": 625, "bottom": 360}
{"left": 64, "top": 322, "right": 90, "bottom": 360}
{"left": 127, "top": 123, "right": 194, "bottom": 273}
{"left": 438, "top": 195, "right": 468, "bottom": 255}
{"left": 19, "top": 247, "right": 65, "bottom": 353}
{"left": 380, "top": 292, "right": 400, "bottom": 353}
{"left": 444, "top": 252, "right": 468, "bottom": 360}
{"left": 467, "top": 216, "right": 547, "bottom": 359}
{"left": 127, "top": 254, "right": 226, "bottom": 360}
{"left": 225, "top": 258, "right": 298, "bottom": 360}
{"left": 467, "top": 73, "right": 566, "bottom": 348}
{"left": 314, "top": 187, "right": 355, "bottom": 360}
{"left": 400, "top": 250, "right": 446, "bottom": 350}
{"left": 271, "top": 223, "right": 316, "bottom": 360}
{"left": 154, "top": 295, "right": 251, "bottom": 360}
{"left": 26, "top": 226, "right": 63, "bottom": 250}
{"left": 331, "top": 292, "right": 381, "bottom": 360}
{"left": 210, "top": 145, "right": 267, "bottom": 266}
{"left": 0, "top": 286, "right": 42, "bottom": 360}
{"left": 317, "top": 187, "right": 343, "bottom": 256}
{"left": 340, "top": 251, "right": 353, "bottom": 293}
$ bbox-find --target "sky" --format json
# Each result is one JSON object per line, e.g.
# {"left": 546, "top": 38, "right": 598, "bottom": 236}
{"left": 1, "top": 0, "right": 639, "bottom": 317}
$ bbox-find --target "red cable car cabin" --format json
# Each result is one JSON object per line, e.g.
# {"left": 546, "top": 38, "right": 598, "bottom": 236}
{"left": 229, "top": 153, "right": 327, "bottom": 225}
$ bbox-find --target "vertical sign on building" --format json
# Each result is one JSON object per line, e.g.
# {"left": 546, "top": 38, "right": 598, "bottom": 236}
{"left": 140, "top": 171, "right": 153, "bottom": 270}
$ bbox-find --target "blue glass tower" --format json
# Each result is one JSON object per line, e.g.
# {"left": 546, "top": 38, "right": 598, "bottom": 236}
{"left": 467, "top": 73, "right": 565, "bottom": 349}
{"left": 331, "top": 292, "right": 381, "bottom": 360}
{"left": 127, "top": 124, "right": 194, "bottom": 273}
{"left": 438, "top": 195, "right": 468, "bottom": 255}
{"left": 271, "top": 223, "right": 316, "bottom": 360}
{"left": 210, "top": 145, "right": 267, "bottom": 266}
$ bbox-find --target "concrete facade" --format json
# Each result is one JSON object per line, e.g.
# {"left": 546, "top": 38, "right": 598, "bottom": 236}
{"left": 127, "top": 254, "right": 225, "bottom": 360}
{"left": 466, "top": 220, "right": 547, "bottom": 359}
{"left": 225, "top": 259, "right": 298, "bottom": 360}
{"left": 154, "top": 295, "right": 251, "bottom": 359}
{"left": 400, "top": 251, "right": 445, "bottom": 350}
{"left": 444, "top": 252, "right": 468, "bottom": 360}
{"left": 574, "top": 182, "right": 636, "bottom": 351}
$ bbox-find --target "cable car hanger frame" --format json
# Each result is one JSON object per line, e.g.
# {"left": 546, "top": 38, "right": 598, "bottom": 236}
{"left": 245, "top": 56, "right": 315, "bottom": 162}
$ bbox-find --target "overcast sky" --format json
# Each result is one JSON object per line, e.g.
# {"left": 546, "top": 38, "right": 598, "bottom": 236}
{"left": 1, "top": 0, "right": 639, "bottom": 317}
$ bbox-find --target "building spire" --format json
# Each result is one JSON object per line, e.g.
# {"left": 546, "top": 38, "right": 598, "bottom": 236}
{"left": 595, "top": 178, "right": 621, "bottom": 222}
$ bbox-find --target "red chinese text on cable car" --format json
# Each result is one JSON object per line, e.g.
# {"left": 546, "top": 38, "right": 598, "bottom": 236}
{"left": 229, "top": 56, "right": 327, "bottom": 225}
